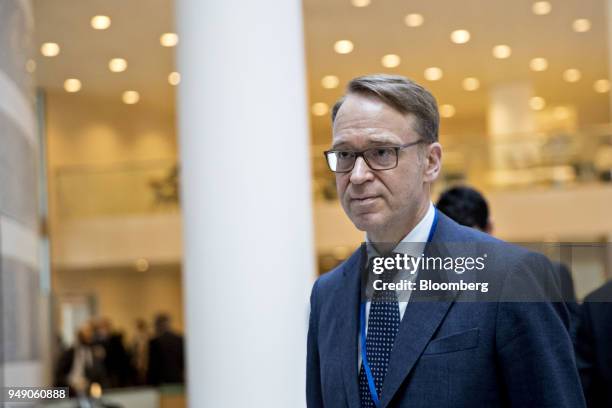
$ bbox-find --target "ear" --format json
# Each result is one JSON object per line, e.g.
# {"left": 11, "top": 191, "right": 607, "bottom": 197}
{"left": 423, "top": 142, "right": 442, "bottom": 183}
{"left": 485, "top": 218, "right": 494, "bottom": 235}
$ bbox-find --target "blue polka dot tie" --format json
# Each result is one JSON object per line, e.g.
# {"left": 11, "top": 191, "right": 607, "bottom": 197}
{"left": 359, "top": 261, "right": 400, "bottom": 407}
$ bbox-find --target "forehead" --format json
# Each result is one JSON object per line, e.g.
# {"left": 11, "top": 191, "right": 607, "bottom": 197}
{"left": 332, "top": 93, "right": 416, "bottom": 147}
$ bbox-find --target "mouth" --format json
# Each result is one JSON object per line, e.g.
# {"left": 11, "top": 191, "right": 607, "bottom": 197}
{"left": 350, "top": 195, "right": 381, "bottom": 206}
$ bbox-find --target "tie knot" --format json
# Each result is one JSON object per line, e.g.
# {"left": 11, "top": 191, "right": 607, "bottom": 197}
{"left": 379, "top": 266, "right": 397, "bottom": 284}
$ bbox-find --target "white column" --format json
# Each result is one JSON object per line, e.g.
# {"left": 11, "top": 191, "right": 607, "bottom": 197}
{"left": 487, "top": 82, "right": 535, "bottom": 171}
{"left": 176, "top": 0, "right": 314, "bottom": 407}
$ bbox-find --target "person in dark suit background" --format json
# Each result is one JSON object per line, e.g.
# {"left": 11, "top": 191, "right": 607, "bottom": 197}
{"left": 147, "top": 313, "right": 185, "bottom": 385}
{"left": 307, "top": 74, "right": 585, "bottom": 407}
{"left": 92, "top": 317, "right": 132, "bottom": 388}
{"left": 575, "top": 280, "right": 612, "bottom": 407}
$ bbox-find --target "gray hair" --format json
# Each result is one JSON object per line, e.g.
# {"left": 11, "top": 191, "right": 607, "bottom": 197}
{"left": 331, "top": 74, "right": 439, "bottom": 143}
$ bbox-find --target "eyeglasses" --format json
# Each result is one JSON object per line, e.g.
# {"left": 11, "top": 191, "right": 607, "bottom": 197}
{"left": 323, "top": 140, "right": 425, "bottom": 173}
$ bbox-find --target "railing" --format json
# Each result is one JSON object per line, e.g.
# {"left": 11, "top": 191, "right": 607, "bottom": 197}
{"left": 55, "top": 160, "right": 179, "bottom": 219}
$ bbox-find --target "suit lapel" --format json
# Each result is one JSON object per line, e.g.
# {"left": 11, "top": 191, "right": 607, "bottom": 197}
{"left": 337, "top": 245, "right": 365, "bottom": 408}
{"left": 378, "top": 299, "right": 454, "bottom": 408}
{"left": 379, "top": 216, "right": 458, "bottom": 408}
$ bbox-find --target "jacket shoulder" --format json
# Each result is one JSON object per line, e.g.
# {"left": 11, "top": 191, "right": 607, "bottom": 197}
{"left": 435, "top": 211, "right": 531, "bottom": 255}
{"left": 312, "top": 245, "right": 363, "bottom": 294}
{"left": 434, "top": 211, "right": 553, "bottom": 285}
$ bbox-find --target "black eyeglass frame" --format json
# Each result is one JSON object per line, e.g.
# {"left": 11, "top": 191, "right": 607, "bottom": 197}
{"left": 323, "top": 139, "right": 426, "bottom": 173}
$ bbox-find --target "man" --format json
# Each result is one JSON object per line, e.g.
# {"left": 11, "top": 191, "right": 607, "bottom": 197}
{"left": 306, "top": 74, "right": 585, "bottom": 407}
{"left": 92, "top": 317, "right": 132, "bottom": 388}
{"left": 575, "top": 280, "right": 612, "bottom": 407}
{"left": 147, "top": 313, "right": 185, "bottom": 385}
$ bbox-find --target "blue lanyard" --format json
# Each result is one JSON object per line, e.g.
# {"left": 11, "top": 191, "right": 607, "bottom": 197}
{"left": 360, "top": 208, "right": 439, "bottom": 407}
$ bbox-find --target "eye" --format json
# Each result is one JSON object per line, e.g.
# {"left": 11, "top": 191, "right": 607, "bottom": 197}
{"left": 374, "top": 148, "right": 393, "bottom": 157}
{"left": 337, "top": 151, "right": 354, "bottom": 159}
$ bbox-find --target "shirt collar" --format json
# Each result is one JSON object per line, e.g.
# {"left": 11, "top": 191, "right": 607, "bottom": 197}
{"left": 365, "top": 202, "right": 436, "bottom": 261}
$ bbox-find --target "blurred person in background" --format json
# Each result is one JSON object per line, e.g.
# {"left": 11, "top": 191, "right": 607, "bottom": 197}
{"left": 55, "top": 321, "right": 106, "bottom": 396}
{"left": 92, "top": 317, "right": 132, "bottom": 388}
{"left": 147, "top": 313, "right": 185, "bottom": 385}
{"left": 435, "top": 185, "right": 492, "bottom": 233}
{"left": 130, "top": 318, "right": 150, "bottom": 385}
{"left": 575, "top": 280, "right": 612, "bottom": 407}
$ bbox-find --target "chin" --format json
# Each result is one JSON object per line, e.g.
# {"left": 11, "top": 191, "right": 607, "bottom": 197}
{"left": 350, "top": 213, "right": 386, "bottom": 234}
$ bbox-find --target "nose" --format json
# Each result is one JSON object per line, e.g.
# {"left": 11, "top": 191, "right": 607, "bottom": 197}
{"left": 349, "top": 156, "right": 374, "bottom": 185}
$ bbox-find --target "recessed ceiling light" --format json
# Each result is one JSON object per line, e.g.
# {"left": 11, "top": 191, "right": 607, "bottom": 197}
{"left": 41, "top": 42, "right": 60, "bottom": 57}
{"left": 594, "top": 79, "right": 610, "bottom": 93}
{"left": 462, "top": 77, "right": 480, "bottom": 91}
{"left": 381, "top": 54, "right": 401, "bottom": 68}
{"left": 492, "top": 45, "right": 512, "bottom": 59}
{"left": 168, "top": 72, "right": 181, "bottom": 86}
{"left": 351, "top": 0, "right": 371, "bottom": 7}
{"left": 321, "top": 75, "right": 339, "bottom": 89}
{"left": 529, "top": 96, "right": 546, "bottom": 110}
{"left": 109, "top": 58, "right": 127, "bottom": 72}
{"left": 404, "top": 13, "right": 424, "bottom": 27}
{"left": 334, "top": 40, "right": 354, "bottom": 54}
{"left": 424, "top": 67, "right": 443, "bottom": 81}
{"left": 91, "top": 15, "right": 111, "bottom": 30}
{"left": 439, "top": 104, "right": 456, "bottom": 118}
{"left": 529, "top": 57, "right": 548, "bottom": 71}
{"left": 160, "top": 32, "right": 179, "bottom": 47}
{"left": 563, "top": 69, "right": 581, "bottom": 82}
{"left": 25, "top": 59, "right": 36, "bottom": 73}
{"left": 312, "top": 102, "right": 329, "bottom": 116}
{"left": 64, "top": 79, "right": 82, "bottom": 93}
{"left": 122, "top": 91, "right": 140, "bottom": 105}
{"left": 532, "top": 1, "right": 552, "bottom": 15}
{"left": 450, "top": 29, "right": 471, "bottom": 44}
{"left": 572, "top": 19, "right": 591, "bottom": 33}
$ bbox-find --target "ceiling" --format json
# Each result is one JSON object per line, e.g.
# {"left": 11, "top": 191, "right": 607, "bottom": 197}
{"left": 304, "top": 0, "right": 610, "bottom": 144}
{"left": 33, "top": 0, "right": 176, "bottom": 113}
{"left": 33, "top": 0, "right": 611, "bottom": 144}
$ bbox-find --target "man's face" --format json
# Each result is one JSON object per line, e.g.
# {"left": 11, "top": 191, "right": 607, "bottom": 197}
{"left": 331, "top": 93, "right": 438, "bottom": 238}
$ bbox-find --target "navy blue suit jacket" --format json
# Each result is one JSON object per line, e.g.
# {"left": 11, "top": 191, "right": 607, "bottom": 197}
{"left": 307, "top": 212, "right": 585, "bottom": 407}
